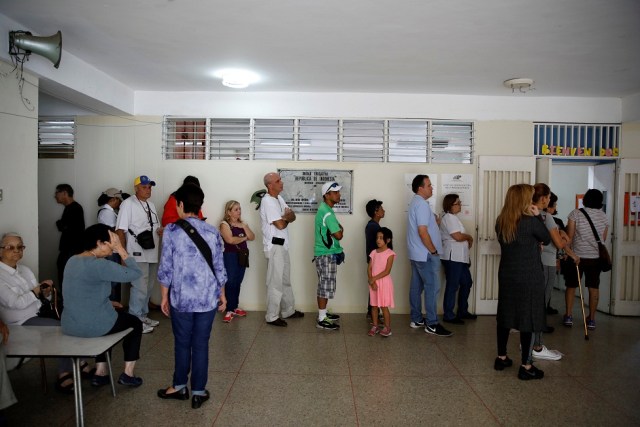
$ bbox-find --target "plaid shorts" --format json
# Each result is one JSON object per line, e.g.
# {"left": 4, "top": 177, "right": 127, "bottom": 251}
{"left": 315, "top": 255, "right": 337, "bottom": 299}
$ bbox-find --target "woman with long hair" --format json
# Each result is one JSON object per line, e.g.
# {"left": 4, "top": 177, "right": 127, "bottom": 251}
{"left": 494, "top": 184, "right": 551, "bottom": 380}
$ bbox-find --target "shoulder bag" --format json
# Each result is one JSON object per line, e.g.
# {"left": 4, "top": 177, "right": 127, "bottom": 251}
{"left": 579, "top": 208, "right": 612, "bottom": 272}
{"left": 175, "top": 219, "right": 223, "bottom": 283}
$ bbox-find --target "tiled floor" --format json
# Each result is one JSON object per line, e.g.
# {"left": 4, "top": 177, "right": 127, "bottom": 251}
{"left": 5, "top": 291, "right": 640, "bottom": 426}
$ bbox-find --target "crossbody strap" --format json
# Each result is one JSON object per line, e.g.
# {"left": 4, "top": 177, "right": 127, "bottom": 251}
{"left": 579, "top": 208, "right": 602, "bottom": 243}
{"left": 175, "top": 219, "right": 219, "bottom": 283}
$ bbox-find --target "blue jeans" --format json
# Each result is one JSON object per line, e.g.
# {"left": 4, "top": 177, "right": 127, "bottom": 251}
{"left": 170, "top": 307, "right": 216, "bottom": 394}
{"left": 223, "top": 252, "right": 247, "bottom": 312}
{"left": 129, "top": 262, "right": 157, "bottom": 319}
{"left": 409, "top": 257, "right": 441, "bottom": 325}
{"left": 441, "top": 260, "right": 473, "bottom": 320}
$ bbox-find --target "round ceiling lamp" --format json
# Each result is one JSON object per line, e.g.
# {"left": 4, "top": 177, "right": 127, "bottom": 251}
{"left": 503, "top": 78, "right": 534, "bottom": 93}
{"left": 214, "top": 69, "right": 259, "bottom": 89}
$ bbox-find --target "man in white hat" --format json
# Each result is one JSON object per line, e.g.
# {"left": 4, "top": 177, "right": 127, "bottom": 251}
{"left": 116, "top": 175, "right": 162, "bottom": 333}
{"left": 313, "top": 181, "right": 344, "bottom": 330}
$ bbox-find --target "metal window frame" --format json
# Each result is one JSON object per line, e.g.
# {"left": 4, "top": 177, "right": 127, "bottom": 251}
{"left": 38, "top": 116, "right": 76, "bottom": 159}
{"left": 162, "top": 116, "right": 474, "bottom": 164}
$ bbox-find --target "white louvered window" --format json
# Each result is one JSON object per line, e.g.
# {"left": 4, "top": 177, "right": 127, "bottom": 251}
{"left": 298, "top": 119, "right": 339, "bottom": 161}
{"left": 38, "top": 117, "right": 76, "bottom": 159}
{"left": 254, "top": 119, "right": 295, "bottom": 160}
{"left": 431, "top": 122, "right": 474, "bottom": 164}
{"left": 388, "top": 120, "right": 428, "bottom": 163}
{"left": 162, "top": 117, "right": 473, "bottom": 163}
{"left": 342, "top": 120, "right": 384, "bottom": 162}
{"left": 210, "top": 119, "right": 251, "bottom": 160}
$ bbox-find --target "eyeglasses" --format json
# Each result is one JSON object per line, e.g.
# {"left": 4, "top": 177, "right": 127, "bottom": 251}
{"left": 328, "top": 183, "right": 340, "bottom": 190}
{"left": 1, "top": 245, "right": 26, "bottom": 252}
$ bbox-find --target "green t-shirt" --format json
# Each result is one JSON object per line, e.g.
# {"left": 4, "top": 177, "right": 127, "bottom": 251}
{"left": 314, "top": 202, "right": 343, "bottom": 256}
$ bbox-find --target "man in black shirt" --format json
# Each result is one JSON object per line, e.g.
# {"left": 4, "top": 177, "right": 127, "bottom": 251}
{"left": 55, "top": 183, "right": 85, "bottom": 289}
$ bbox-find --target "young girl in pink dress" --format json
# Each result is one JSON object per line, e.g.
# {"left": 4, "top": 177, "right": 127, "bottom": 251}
{"left": 367, "top": 227, "right": 395, "bottom": 337}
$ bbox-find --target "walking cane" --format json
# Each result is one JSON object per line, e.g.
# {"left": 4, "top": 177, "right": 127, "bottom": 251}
{"left": 575, "top": 265, "right": 589, "bottom": 340}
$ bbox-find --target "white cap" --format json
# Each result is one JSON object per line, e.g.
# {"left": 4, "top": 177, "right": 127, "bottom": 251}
{"left": 322, "top": 182, "right": 342, "bottom": 195}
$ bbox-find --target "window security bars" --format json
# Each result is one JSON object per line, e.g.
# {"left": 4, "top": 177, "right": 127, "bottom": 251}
{"left": 163, "top": 117, "right": 473, "bottom": 164}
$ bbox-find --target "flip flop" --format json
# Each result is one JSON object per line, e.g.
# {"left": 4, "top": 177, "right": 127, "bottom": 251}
{"left": 80, "top": 361, "right": 96, "bottom": 380}
{"left": 55, "top": 372, "right": 75, "bottom": 395}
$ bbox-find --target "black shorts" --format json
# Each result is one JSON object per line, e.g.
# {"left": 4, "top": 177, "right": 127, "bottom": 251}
{"left": 564, "top": 257, "right": 602, "bottom": 289}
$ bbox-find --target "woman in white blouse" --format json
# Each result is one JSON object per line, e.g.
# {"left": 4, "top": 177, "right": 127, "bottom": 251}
{"left": 439, "top": 194, "right": 476, "bottom": 324}
{"left": 97, "top": 188, "right": 124, "bottom": 303}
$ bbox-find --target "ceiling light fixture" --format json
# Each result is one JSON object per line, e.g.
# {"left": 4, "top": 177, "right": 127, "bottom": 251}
{"left": 214, "top": 69, "right": 259, "bottom": 89}
{"left": 503, "top": 78, "right": 534, "bottom": 93}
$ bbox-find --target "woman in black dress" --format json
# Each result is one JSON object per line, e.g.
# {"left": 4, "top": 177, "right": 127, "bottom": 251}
{"left": 494, "top": 184, "right": 551, "bottom": 380}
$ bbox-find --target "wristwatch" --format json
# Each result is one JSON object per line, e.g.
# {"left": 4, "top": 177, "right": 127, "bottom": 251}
{"left": 430, "top": 250, "right": 438, "bottom": 255}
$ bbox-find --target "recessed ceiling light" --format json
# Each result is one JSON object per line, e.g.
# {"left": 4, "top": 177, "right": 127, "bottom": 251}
{"left": 214, "top": 69, "right": 259, "bottom": 89}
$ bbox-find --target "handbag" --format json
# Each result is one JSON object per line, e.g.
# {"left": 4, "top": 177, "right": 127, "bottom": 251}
{"left": 237, "top": 247, "right": 250, "bottom": 268}
{"left": 128, "top": 200, "right": 156, "bottom": 249}
{"left": 580, "top": 208, "right": 612, "bottom": 272}
{"left": 37, "top": 285, "right": 61, "bottom": 320}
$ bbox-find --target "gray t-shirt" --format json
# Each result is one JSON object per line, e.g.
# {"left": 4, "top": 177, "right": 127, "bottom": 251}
{"left": 540, "top": 212, "right": 558, "bottom": 267}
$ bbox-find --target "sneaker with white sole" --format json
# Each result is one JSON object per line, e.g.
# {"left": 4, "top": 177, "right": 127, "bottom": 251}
{"left": 141, "top": 316, "right": 159, "bottom": 327}
{"left": 424, "top": 324, "right": 453, "bottom": 337}
{"left": 532, "top": 345, "right": 562, "bottom": 361}
{"left": 325, "top": 312, "right": 340, "bottom": 321}
{"left": 142, "top": 323, "right": 154, "bottom": 334}
{"left": 317, "top": 318, "right": 340, "bottom": 330}
{"left": 409, "top": 319, "right": 425, "bottom": 329}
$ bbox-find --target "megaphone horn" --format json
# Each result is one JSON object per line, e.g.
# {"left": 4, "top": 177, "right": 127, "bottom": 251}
{"left": 9, "top": 30, "right": 62, "bottom": 68}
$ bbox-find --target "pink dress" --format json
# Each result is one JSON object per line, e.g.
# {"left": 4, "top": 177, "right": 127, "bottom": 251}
{"left": 368, "top": 248, "right": 396, "bottom": 308}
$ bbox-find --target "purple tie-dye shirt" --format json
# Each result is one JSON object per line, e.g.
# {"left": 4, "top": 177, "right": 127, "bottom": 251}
{"left": 158, "top": 217, "right": 227, "bottom": 312}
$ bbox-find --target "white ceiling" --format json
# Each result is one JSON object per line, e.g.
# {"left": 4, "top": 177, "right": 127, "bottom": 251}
{"left": 1, "top": 0, "right": 639, "bottom": 98}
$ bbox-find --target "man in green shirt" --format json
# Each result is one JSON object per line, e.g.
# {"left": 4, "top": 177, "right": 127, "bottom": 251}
{"left": 314, "top": 182, "right": 344, "bottom": 330}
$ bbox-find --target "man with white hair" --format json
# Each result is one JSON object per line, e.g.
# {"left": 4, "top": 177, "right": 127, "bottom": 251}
{"left": 259, "top": 172, "right": 304, "bottom": 327}
{"left": 116, "top": 175, "right": 163, "bottom": 334}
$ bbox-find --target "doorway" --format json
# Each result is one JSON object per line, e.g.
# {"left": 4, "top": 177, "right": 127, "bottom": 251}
{"left": 538, "top": 159, "right": 615, "bottom": 314}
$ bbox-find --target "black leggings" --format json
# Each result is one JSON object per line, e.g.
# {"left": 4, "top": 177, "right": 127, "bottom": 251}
{"left": 96, "top": 312, "right": 143, "bottom": 363}
{"left": 497, "top": 326, "right": 533, "bottom": 365}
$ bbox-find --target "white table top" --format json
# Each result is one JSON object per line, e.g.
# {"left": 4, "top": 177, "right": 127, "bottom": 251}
{"left": 4, "top": 326, "right": 133, "bottom": 358}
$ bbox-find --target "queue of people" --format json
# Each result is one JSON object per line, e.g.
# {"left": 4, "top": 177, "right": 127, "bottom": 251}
{"left": 0, "top": 172, "right": 611, "bottom": 415}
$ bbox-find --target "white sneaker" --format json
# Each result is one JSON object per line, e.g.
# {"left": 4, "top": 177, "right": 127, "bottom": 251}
{"left": 142, "top": 323, "right": 155, "bottom": 334}
{"left": 141, "top": 316, "right": 159, "bottom": 327}
{"left": 532, "top": 345, "right": 562, "bottom": 361}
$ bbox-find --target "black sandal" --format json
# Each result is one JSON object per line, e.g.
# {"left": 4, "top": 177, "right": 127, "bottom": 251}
{"left": 55, "top": 373, "right": 75, "bottom": 395}
{"left": 80, "top": 362, "right": 96, "bottom": 380}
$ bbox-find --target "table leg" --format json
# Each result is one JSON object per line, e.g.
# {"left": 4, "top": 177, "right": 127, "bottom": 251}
{"left": 72, "top": 357, "right": 84, "bottom": 427}
{"left": 106, "top": 351, "right": 116, "bottom": 397}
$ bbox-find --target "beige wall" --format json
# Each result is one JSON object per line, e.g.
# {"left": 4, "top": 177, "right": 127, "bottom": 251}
{"left": 39, "top": 116, "right": 531, "bottom": 314}
{"left": 622, "top": 122, "right": 640, "bottom": 158}
{"left": 35, "top": 115, "right": 634, "bottom": 314}
{"left": 0, "top": 61, "right": 39, "bottom": 270}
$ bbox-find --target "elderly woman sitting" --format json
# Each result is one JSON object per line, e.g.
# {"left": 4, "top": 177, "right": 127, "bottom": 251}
{"left": 0, "top": 232, "right": 83, "bottom": 394}
{"left": 61, "top": 224, "right": 144, "bottom": 387}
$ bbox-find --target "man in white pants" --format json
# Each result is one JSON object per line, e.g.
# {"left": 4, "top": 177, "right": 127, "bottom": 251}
{"left": 117, "top": 175, "right": 163, "bottom": 334}
{"left": 259, "top": 172, "right": 304, "bottom": 327}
